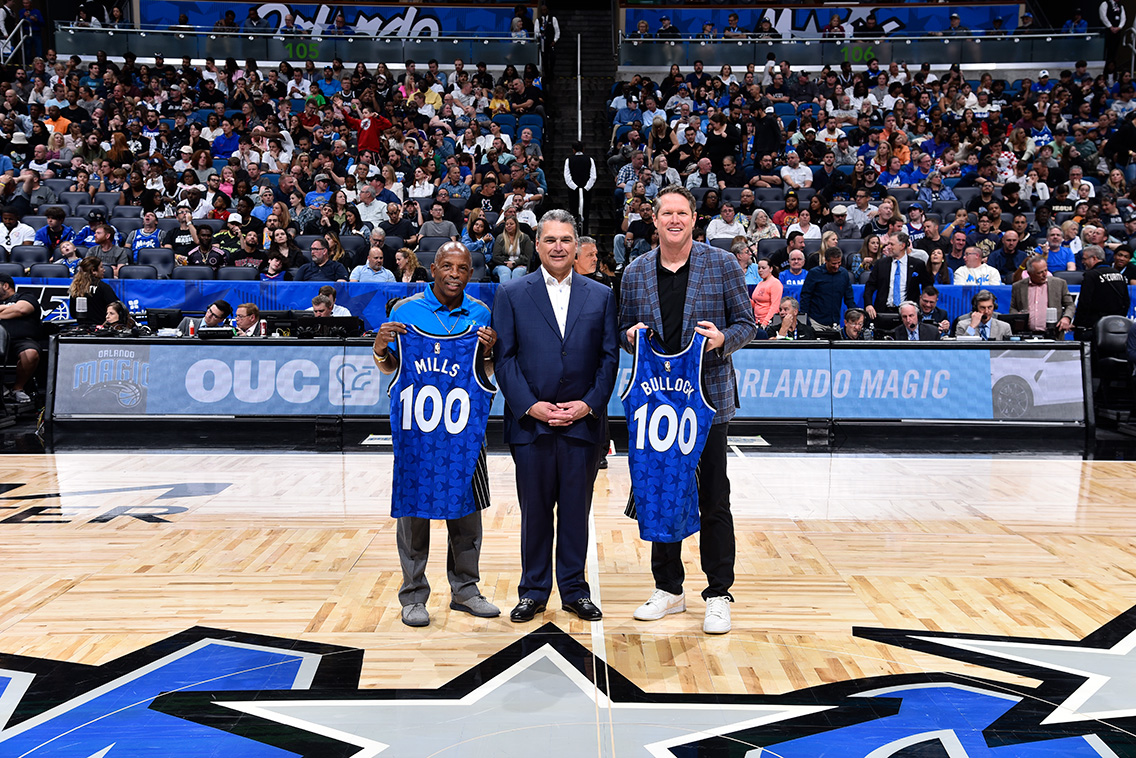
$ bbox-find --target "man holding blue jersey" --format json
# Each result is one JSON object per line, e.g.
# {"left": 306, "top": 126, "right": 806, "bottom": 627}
{"left": 372, "top": 241, "right": 499, "bottom": 628}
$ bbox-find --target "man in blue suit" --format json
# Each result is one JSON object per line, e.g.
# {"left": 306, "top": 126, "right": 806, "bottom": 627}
{"left": 619, "top": 185, "right": 757, "bottom": 635}
{"left": 492, "top": 209, "right": 619, "bottom": 623}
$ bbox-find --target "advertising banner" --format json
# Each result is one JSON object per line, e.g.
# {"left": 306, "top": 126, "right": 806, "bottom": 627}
{"left": 54, "top": 340, "right": 1085, "bottom": 423}
{"left": 140, "top": 2, "right": 522, "bottom": 37}
{"left": 624, "top": 5, "right": 1021, "bottom": 39}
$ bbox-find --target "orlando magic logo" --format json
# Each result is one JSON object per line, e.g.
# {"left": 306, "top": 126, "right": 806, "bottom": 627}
{"left": 83, "top": 379, "right": 143, "bottom": 408}
{"left": 72, "top": 349, "right": 150, "bottom": 409}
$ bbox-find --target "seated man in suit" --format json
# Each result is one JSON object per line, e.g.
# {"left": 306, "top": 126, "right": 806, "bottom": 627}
{"left": 177, "top": 300, "right": 231, "bottom": 336}
{"left": 766, "top": 296, "right": 817, "bottom": 340}
{"left": 954, "top": 289, "right": 1011, "bottom": 340}
{"left": 893, "top": 300, "right": 940, "bottom": 340}
{"left": 1010, "top": 254, "right": 1076, "bottom": 334}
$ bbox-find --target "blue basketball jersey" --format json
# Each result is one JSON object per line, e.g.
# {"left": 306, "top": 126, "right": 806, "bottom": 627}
{"left": 130, "top": 228, "right": 163, "bottom": 254}
{"left": 621, "top": 331, "right": 716, "bottom": 542}
{"left": 388, "top": 326, "right": 496, "bottom": 520}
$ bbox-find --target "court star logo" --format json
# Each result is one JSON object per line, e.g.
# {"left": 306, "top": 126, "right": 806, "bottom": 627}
{"left": 858, "top": 603, "right": 1136, "bottom": 740}
{"left": 5, "top": 610, "right": 1136, "bottom": 756}
{"left": 202, "top": 627, "right": 830, "bottom": 757}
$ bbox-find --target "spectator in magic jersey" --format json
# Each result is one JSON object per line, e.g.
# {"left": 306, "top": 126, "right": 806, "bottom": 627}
{"left": 125, "top": 212, "right": 163, "bottom": 257}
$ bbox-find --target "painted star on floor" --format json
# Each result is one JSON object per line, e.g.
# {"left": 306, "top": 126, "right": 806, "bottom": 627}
{"left": 161, "top": 624, "right": 833, "bottom": 758}
{"left": 857, "top": 603, "right": 1136, "bottom": 748}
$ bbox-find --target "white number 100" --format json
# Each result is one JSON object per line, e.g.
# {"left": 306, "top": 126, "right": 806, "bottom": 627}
{"left": 632, "top": 404, "right": 698, "bottom": 454}
{"left": 399, "top": 384, "right": 471, "bottom": 434}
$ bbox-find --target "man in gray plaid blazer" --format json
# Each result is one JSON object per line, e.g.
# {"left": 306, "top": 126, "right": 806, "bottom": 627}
{"left": 618, "top": 185, "right": 757, "bottom": 634}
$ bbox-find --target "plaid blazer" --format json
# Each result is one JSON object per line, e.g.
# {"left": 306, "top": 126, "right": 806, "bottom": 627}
{"left": 618, "top": 242, "right": 757, "bottom": 425}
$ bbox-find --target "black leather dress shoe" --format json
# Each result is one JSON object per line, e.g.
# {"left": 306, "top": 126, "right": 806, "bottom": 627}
{"left": 510, "top": 598, "right": 547, "bottom": 622}
{"left": 562, "top": 597, "right": 603, "bottom": 621}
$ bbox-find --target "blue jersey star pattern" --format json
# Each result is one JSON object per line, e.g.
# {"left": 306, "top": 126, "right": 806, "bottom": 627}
{"left": 388, "top": 326, "right": 495, "bottom": 519}
{"left": 621, "top": 331, "right": 716, "bottom": 543}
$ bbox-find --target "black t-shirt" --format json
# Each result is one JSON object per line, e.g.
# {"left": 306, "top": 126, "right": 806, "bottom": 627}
{"left": 69, "top": 280, "right": 117, "bottom": 324}
{"left": 163, "top": 227, "right": 197, "bottom": 256}
{"left": 656, "top": 255, "right": 690, "bottom": 354}
{"left": 227, "top": 247, "right": 267, "bottom": 270}
{"left": 465, "top": 191, "right": 504, "bottom": 215}
{"left": 628, "top": 219, "right": 655, "bottom": 242}
{"left": 0, "top": 292, "right": 41, "bottom": 339}
{"left": 380, "top": 218, "right": 419, "bottom": 240}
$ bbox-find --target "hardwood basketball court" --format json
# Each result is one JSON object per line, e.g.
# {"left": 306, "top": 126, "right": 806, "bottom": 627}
{"left": 1, "top": 448, "right": 1135, "bottom": 755}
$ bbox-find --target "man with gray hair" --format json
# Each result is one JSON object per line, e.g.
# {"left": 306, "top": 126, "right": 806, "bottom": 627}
{"left": 1073, "top": 244, "right": 1130, "bottom": 336}
{"left": 955, "top": 290, "right": 1010, "bottom": 340}
{"left": 493, "top": 208, "right": 619, "bottom": 624}
{"left": 357, "top": 185, "right": 388, "bottom": 227}
{"left": 766, "top": 296, "right": 816, "bottom": 339}
{"left": 894, "top": 300, "right": 940, "bottom": 340}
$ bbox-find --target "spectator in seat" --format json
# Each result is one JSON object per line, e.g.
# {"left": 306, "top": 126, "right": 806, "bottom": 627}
{"left": 766, "top": 296, "right": 816, "bottom": 339}
{"left": 53, "top": 240, "right": 82, "bottom": 276}
{"left": 705, "top": 202, "right": 745, "bottom": 241}
{"left": 0, "top": 272, "right": 41, "bottom": 403}
{"left": 295, "top": 238, "right": 349, "bottom": 282}
{"left": 85, "top": 223, "right": 130, "bottom": 278}
{"left": 350, "top": 246, "right": 396, "bottom": 283}
{"left": 953, "top": 246, "right": 1002, "bottom": 286}
{"left": 19, "top": 169, "right": 55, "bottom": 211}
{"left": 0, "top": 206, "right": 34, "bottom": 253}
{"left": 185, "top": 225, "right": 226, "bottom": 272}
{"left": 228, "top": 229, "right": 268, "bottom": 270}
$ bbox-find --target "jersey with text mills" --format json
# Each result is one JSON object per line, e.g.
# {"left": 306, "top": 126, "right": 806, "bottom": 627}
{"left": 388, "top": 326, "right": 495, "bottom": 519}
{"left": 621, "top": 331, "right": 716, "bottom": 542}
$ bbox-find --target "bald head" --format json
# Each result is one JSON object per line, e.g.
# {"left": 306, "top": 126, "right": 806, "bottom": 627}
{"left": 436, "top": 241, "right": 473, "bottom": 266}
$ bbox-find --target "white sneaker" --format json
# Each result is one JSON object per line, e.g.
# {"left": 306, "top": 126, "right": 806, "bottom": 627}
{"left": 633, "top": 589, "right": 685, "bottom": 621}
{"left": 703, "top": 596, "right": 731, "bottom": 634}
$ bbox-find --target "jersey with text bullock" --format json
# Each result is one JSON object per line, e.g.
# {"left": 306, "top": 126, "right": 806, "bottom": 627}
{"left": 622, "top": 331, "right": 716, "bottom": 542}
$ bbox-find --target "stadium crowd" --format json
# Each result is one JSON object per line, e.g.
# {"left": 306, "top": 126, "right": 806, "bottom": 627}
{"left": 604, "top": 48, "right": 1136, "bottom": 339}
{"left": 0, "top": 49, "right": 550, "bottom": 287}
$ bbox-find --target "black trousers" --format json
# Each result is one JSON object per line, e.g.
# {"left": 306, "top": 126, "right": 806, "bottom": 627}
{"left": 651, "top": 423, "right": 734, "bottom": 600}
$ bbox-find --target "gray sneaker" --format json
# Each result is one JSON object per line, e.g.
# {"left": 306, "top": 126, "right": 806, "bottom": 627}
{"left": 401, "top": 603, "right": 430, "bottom": 627}
{"left": 450, "top": 595, "right": 501, "bottom": 618}
{"left": 10, "top": 390, "right": 29, "bottom": 404}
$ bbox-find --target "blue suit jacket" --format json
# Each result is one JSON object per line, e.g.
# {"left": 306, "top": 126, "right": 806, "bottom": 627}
{"left": 617, "top": 242, "right": 758, "bottom": 425}
{"left": 493, "top": 269, "right": 619, "bottom": 445}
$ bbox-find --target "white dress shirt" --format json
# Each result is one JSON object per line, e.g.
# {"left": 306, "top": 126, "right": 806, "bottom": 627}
{"left": 542, "top": 266, "right": 571, "bottom": 337}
